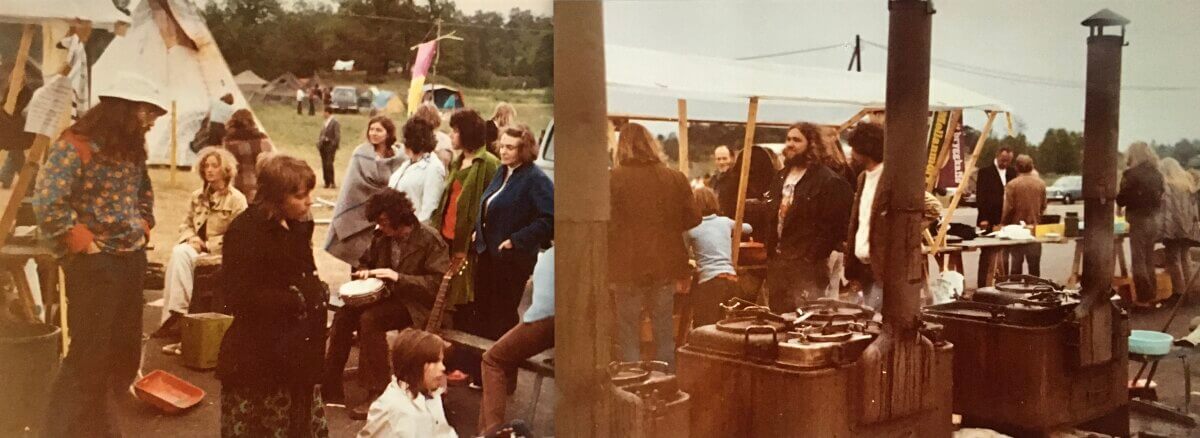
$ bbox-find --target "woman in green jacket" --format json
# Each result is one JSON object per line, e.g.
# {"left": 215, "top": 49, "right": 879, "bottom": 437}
{"left": 434, "top": 108, "right": 499, "bottom": 385}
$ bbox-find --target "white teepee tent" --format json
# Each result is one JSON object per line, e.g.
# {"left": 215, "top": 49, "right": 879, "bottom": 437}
{"left": 92, "top": 0, "right": 256, "bottom": 166}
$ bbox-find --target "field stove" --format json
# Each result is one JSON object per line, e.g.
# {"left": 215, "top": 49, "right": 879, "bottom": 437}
{"left": 923, "top": 276, "right": 1130, "bottom": 436}
{"left": 678, "top": 299, "right": 954, "bottom": 437}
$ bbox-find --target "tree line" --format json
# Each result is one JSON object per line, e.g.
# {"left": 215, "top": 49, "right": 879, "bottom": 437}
{"left": 657, "top": 122, "right": 1200, "bottom": 178}
{"left": 198, "top": 0, "right": 552, "bottom": 89}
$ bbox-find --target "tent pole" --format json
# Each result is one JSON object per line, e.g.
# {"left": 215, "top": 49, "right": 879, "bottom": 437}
{"left": 5, "top": 24, "right": 34, "bottom": 115}
{"left": 731, "top": 96, "right": 759, "bottom": 268}
{"left": 170, "top": 101, "right": 178, "bottom": 185}
{"left": 932, "top": 110, "right": 996, "bottom": 253}
{"left": 926, "top": 109, "right": 962, "bottom": 191}
{"left": 677, "top": 99, "right": 689, "bottom": 177}
{"left": 838, "top": 108, "right": 869, "bottom": 132}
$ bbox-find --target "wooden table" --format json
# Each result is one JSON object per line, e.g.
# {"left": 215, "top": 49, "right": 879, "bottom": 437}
{"left": 1057, "top": 234, "right": 1131, "bottom": 290}
{"left": 951, "top": 237, "right": 1067, "bottom": 287}
{"left": 0, "top": 240, "right": 59, "bottom": 323}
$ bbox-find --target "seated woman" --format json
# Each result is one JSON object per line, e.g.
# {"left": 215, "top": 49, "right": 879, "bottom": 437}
{"left": 359, "top": 328, "right": 457, "bottom": 438}
{"left": 153, "top": 147, "right": 248, "bottom": 338}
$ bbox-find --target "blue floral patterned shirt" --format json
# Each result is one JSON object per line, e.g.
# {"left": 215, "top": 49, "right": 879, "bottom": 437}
{"left": 33, "top": 132, "right": 155, "bottom": 255}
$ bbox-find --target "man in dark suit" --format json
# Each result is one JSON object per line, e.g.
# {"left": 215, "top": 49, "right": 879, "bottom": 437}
{"left": 317, "top": 106, "right": 341, "bottom": 188}
{"left": 765, "top": 122, "right": 853, "bottom": 314}
{"left": 975, "top": 146, "right": 1017, "bottom": 231}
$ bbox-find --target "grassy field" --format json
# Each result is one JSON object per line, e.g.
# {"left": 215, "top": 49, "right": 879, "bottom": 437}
{"left": 141, "top": 84, "right": 549, "bottom": 281}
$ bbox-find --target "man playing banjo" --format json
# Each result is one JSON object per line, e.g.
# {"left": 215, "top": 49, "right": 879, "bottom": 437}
{"left": 321, "top": 189, "right": 450, "bottom": 419}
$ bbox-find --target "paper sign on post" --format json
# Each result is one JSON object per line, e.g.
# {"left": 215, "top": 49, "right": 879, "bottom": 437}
{"left": 24, "top": 75, "right": 73, "bottom": 138}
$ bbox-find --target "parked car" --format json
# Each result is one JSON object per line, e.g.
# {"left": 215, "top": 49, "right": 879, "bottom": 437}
{"left": 535, "top": 119, "right": 555, "bottom": 181}
{"left": 1047, "top": 175, "right": 1082, "bottom": 204}
{"left": 328, "top": 86, "right": 359, "bottom": 113}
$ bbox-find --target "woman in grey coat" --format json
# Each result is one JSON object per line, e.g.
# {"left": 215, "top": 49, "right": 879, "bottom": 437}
{"left": 325, "top": 115, "right": 406, "bottom": 263}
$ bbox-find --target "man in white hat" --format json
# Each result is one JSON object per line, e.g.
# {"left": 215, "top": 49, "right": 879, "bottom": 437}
{"left": 34, "top": 71, "right": 167, "bottom": 438}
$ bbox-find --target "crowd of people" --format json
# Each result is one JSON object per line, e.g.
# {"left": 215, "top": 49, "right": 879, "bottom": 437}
{"left": 31, "top": 68, "right": 553, "bottom": 437}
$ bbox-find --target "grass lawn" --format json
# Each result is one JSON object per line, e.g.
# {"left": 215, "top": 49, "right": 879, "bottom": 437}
{"left": 142, "top": 85, "right": 549, "bottom": 283}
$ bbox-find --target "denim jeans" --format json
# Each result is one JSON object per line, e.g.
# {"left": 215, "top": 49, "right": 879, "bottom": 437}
{"left": 43, "top": 251, "right": 146, "bottom": 438}
{"left": 612, "top": 280, "right": 676, "bottom": 369}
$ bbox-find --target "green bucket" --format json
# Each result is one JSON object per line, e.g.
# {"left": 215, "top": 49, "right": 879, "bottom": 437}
{"left": 0, "top": 323, "right": 62, "bottom": 435}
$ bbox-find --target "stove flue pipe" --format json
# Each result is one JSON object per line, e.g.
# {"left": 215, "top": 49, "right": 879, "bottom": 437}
{"left": 878, "top": 0, "right": 934, "bottom": 334}
{"left": 1078, "top": 10, "right": 1129, "bottom": 316}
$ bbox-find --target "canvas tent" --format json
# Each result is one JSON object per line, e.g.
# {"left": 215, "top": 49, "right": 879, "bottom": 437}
{"left": 421, "top": 84, "right": 464, "bottom": 111}
{"left": 92, "top": 0, "right": 257, "bottom": 166}
{"left": 257, "top": 71, "right": 304, "bottom": 102}
{"left": 234, "top": 70, "right": 267, "bottom": 96}
{"left": 0, "top": 0, "right": 129, "bottom": 30}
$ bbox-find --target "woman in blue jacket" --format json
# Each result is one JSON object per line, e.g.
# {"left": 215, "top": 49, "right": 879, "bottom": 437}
{"left": 472, "top": 124, "right": 554, "bottom": 341}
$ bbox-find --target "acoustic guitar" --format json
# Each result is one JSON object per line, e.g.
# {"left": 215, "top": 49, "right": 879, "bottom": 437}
{"left": 425, "top": 257, "right": 468, "bottom": 334}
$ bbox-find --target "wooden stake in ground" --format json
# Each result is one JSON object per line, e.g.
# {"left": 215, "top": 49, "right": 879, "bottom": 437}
{"left": 731, "top": 96, "right": 759, "bottom": 268}
{"left": 677, "top": 99, "right": 689, "bottom": 177}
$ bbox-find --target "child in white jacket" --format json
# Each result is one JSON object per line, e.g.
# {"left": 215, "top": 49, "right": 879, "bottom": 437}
{"left": 359, "top": 328, "right": 457, "bottom": 438}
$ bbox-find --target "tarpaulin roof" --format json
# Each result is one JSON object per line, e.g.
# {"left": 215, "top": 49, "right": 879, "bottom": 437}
{"left": 0, "top": 0, "right": 130, "bottom": 29}
{"left": 606, "top": 45, "right": 1010, "bottom": 125}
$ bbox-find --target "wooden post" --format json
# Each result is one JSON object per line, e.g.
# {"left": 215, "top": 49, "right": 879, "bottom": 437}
{"left": 731, "top": 97, "right": 759, "bottom": 268}
{"left": 926, "top": 109, "right": 962, "bottom": 191}
{"left": 5, "top": 24, "right": 34, "bottom": 115}
{"left": 554, "top": 1, "right": 614, "bottom": 436}
{"left": 169, "top": 101, "right": 178, "bottom": 185}
{"left": 677, "top": 99, "right": 689, "bottom": 177}
{"left": 838, "top": 107, "right": 869, "bottom": 132}
{"left": 931, "top": 111, "right": 996, "bottom": 253}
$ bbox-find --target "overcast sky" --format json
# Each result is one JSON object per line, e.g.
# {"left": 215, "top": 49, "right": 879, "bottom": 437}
{"left": 602, "top": 0, "right": 1200, "bottom": 147}
{"left": 224, "top": 0, "right": 552, "bottom": 17}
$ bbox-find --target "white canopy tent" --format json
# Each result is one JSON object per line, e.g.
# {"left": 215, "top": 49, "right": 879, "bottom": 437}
{"left": 0, "top": 0, "right": 129, "bottom": 30}
{"left": 605, "top": 44, "right": 1010, "bottom": 125}
{"left": 92, "top": 0, "right": 256, "bottom": 167}
{"left": 604, "top": 44, "right": 1013, "bottom": 265}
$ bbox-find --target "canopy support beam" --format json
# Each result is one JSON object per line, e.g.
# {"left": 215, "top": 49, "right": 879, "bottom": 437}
{"left": 730, "top": 96, "right": 759, "bottom": 268}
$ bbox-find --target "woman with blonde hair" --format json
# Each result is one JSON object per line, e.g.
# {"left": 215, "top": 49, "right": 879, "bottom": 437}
{"left": 485, "top": 102, "right": 518, "bottom": 155}
{"left": 610, "top": 122, "right": 702, "bottom": 368}
{"left": 153, "top": 147, "right": 248, "bottom": 339}
{"left": 1117, "top": 141, "right": 1165, "bottom": 305}
{"left": 1159, "top": 157, "right": 1200, "bottom": 302}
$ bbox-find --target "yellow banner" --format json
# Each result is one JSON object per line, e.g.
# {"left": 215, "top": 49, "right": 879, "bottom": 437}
{"left": 925, "top": 111, "right": 951, "bottom": 185}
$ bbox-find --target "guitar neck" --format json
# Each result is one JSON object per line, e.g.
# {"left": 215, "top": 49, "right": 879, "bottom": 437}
{"left": 425, "top": 259, "right": 464, "bottom": 334}
{"left": 425, "top": 279, "right": 452, "bottom": 334}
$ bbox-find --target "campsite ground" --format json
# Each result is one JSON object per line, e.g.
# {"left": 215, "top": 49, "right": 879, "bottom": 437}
{"left": 109, "top": 87, "right": 555, "bottom": 437}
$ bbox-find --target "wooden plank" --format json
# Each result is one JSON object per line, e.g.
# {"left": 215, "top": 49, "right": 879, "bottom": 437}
{"left": 931, "top": 111, "right": 996, "bottom": 253}
{"left": 607, "top": 113, "right": 793, "bottom": 128}
{"left": 837, "top": 108, "right": 869, "bottom": 132}
{"left": 5, "top": 24, "right": 34, "bottom": 115}
{"left": 169, "top": 101, "right": 178, "bottom": 184}
{"left": 677, "top": 99, "right": 689, "bottom": 177}
{"left": 730, "top": 97, "right": 759, "bottom": 268}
